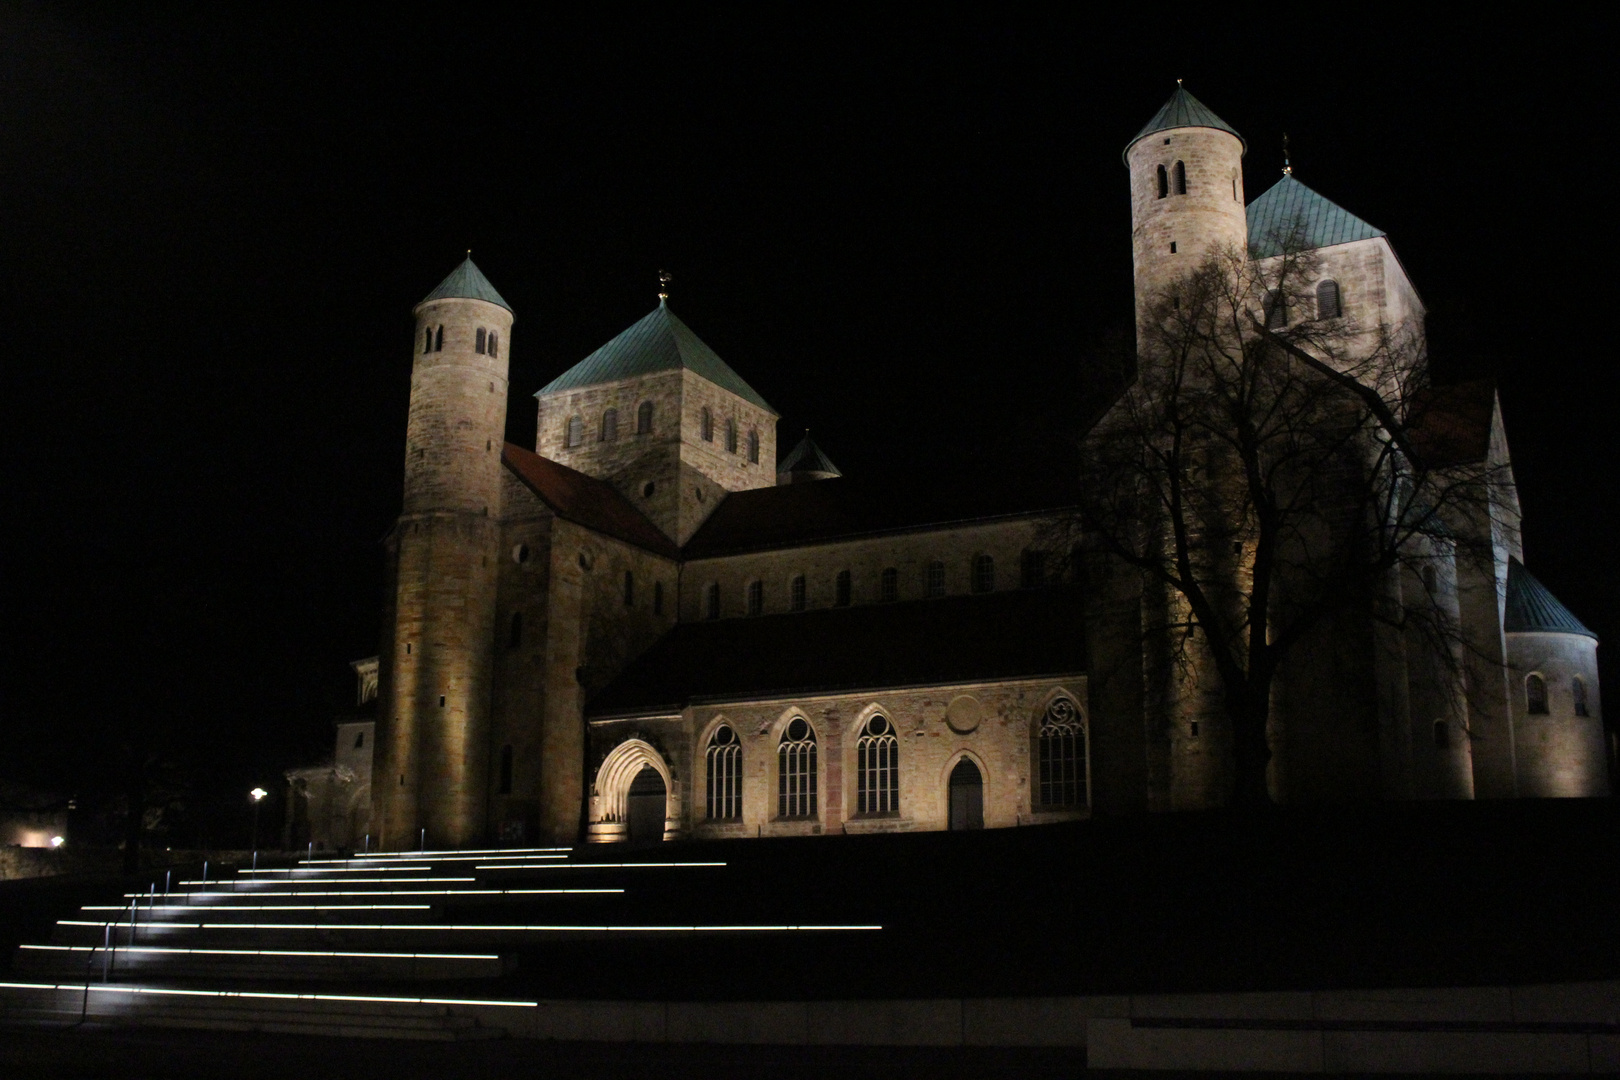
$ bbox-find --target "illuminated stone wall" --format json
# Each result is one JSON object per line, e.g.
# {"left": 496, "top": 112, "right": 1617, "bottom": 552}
{"left": 1507, "top": 631, "right": 1607, "bottom": 798}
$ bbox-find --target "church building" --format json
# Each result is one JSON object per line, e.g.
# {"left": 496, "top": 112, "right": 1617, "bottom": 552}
{"left": 310, "top": 87, "right": 1606, "bottom": 853}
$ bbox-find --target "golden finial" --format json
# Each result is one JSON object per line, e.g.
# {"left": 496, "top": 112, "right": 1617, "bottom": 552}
{"left": 1282, "top": 133, "right": 1292, "bottom": 176}
{"left": 657, "top": 269, "right": 672, "bottom": 302}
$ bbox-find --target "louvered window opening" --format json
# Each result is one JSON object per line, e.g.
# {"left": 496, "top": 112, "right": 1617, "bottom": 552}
{"left": 1038, "top": 698, "right": 1085, "bottom": 808}
{"left": 778, "top": 718, "right": 818, "bottom": 818}
{"left": 1526, "top": 674, "right": 1549, "bottom": 715}
{"left": 706, "top": 726, "right": 742, "bottom": 820}
{"left": 1317, "top": 280, "right": 1342, "bottom": 319}
{"left": 856, "top": 715, "right": 898, "bottom": 816}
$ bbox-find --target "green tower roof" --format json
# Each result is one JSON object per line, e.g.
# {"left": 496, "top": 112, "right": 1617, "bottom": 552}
{"left": 778, "top": 433, "right": 841, "bottom": 476}
{"left": 1246, "top": 174, "right": 1386, "bottom": 258}
{"left": 1504, "top": 559, "right": 1597, "bottom": 639}
{"left": 536, "top": 301, "right": 775, "bottom": 413}
{"left": 419, "top": 257, "right": 512, "bottom": 312}
{"left": 1124, "top": 84, "right": 1245, "bottom": 161}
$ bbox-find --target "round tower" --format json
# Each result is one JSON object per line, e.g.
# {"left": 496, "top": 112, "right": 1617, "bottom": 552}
{"left": 376, "top": 257, "right": 514, "bottom": 850}
{"left": 1124, "top": 83, "right": 1248, "bottom": 329}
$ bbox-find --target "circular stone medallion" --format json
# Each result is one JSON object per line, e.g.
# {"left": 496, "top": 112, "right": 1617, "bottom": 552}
{"left": 945, "top": 694, "right": 983, "bottom": 735}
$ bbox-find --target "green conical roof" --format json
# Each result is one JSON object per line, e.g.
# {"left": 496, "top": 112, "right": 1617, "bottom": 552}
{"left": 419, "top": 257, "right": 512, "bottom": 311}
{"left": 1124, "top": 84, "right": 1245, "bottom": 161}
{"left": 1505, "top": 559, "right": 1596, "bottom": 639}
{"left": 778, "top": 433, "right": 841, "bottom": 476}
{"left": 1246, "top": 174, "right": 1386, "bottom": 258}
{"left": 536, "top": 301, "right": 775, "bottom": 413}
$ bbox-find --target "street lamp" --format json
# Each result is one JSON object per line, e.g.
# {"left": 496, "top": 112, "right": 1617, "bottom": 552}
{"left": 250, "top": 787, "right": 268, "bottom": 870}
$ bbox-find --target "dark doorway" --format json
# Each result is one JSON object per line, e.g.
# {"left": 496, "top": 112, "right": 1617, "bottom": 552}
{"left": 948, "top": 758, "right": 983, "bottom": 831}
{"left": 627, "top": 765, "right": 667, "bottom": 844}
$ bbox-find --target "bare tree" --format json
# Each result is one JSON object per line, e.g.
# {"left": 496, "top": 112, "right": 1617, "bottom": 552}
{"left": 1064, "top": 234, "right": 1511, "bottom": 808}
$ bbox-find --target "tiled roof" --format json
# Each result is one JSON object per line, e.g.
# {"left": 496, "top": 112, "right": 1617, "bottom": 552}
{"left": 501, "top": 444, "right": 678, "bottom": 558}
{"left": 419, "top": 257, "right": 512, "bottom": 311}
{"left": 587, "top": 587, "right": 1088, "bottom": 716}
{"left": 1246, "top": 175, "right": 1385, "bottom": 258}
{"left": 778, "top": 433, "right": 841, "bottom": 476}
{"left": 1124, "top": 85, "right": 1245, "bottom": 160}
{"left": 1504, "top": 559, "right": 1596, "bottom": 639}
{"left": 1406, "top": 380, "right": 1496, "bottom": 469}
{"left": 536, "top": 301, "right": 774, "bottom": 413}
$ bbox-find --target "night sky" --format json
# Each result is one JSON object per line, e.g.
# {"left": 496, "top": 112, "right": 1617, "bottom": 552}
{"left": 3, "top": 9, "right": 1614, "bottom": 829}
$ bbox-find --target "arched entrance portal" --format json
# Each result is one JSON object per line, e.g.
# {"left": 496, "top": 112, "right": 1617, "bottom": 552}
{"left": 627, "top": 766, "right": 667, "bottom": 845}
{"left": 948, "top": 758, "right": 983, "bottom": 831}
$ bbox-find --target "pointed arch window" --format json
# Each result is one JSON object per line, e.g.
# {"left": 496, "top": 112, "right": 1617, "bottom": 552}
{"left": 778, "top": 717, "right": 817, "bottom": 818}
{"left": 700, "top": 408, "right": 713, "bottom": 442}
{"left": 856, "top": 714, "right": 898, "bottom": 816}
{"left": 704, "top": 582, "right": 720, "bottom": 621}
{"left": 565, "top": 415, "right": 584, "bottom": 448}
{"left": 725, "top": 419, "right": 738, "bottom": 454}
{"left": 1316, "top": 280, "right": 1342, "bottom": 319}
{"left": 706, "top": 726, "right": 742, "bottom": 820}
{"left": 834, "top": 569, "right": 851, "bottom": 607}
{"left": 790, "top": 575, "right": 806, "bottom": 612}
{"left": 601, "top": 408, "right": 619, "bottom": 442}
{"left": 747, "top": 429, "right": 759, "bottom": 464}
{"left": 1526, "top": 673, "right": 1549, "bottom": 715}
{"left": 1038, "top": 697, "right": 1086, "bottom": 808}
{"left": 1574, "top": 678, "right": 1590, "bottom": 717}
{"left": 1172, "top": 160, "right": 1187, "bottom": 195}
{"left": 476, "top": 328, "right": 488, "bottom": 355}
{"left": 637, "top": 400, "right": 654, "bottom": 434}
{"left": 1156, "top": 164, "right": 1169, "bottom": 199}
{"left": 972, "top": 554, "right": 995, "bottom": 594}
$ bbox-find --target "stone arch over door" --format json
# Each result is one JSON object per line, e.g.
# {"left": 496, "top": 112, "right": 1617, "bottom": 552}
{"left": 587, "top": 738, "right": 680, "bottom": 843}
{"left": 939, "top": 749, "right": 989, "bottom": 831}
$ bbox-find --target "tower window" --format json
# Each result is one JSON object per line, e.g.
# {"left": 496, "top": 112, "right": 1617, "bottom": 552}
{"left": 499, "top": 744, "right": 513, "bottom": 795}
{"left": 880, "top": 567, "right": 898, "bottom": 603}
{"left": 700, "top": 408, "right": 713, "bottom": 442}
{"left": 1156, "top": 164, "right": 1168, "bottom": 199}
{"left": 747, "top": 429, "right": 759, "bottom": 464}
{"left": 488, "top": 331, "right": 498, "bottom": 358}
{"left": 926, "top": 561, "right": 946, "bottom": 598}
{"left": 706, "top": 726, "right": 742, "bottom": 820}
{"left": 705, "top": 583, "right": 720, "bottom": 621}
{"left": 476, "top": 328, "right": 487, "bottom": 355}
{"left": 601, "top": 408, "right": 618, "bottom": 442}
{"left": 654, "top": 580, "right": 664, "bottom": 615}
{"left": 354, "top": 730, "right": 365, "bottom": 750}
{"left": 509, "top": 611, "right": 523, "bottom": 649}
{"left": 1422, "top": 564, "right": 1437, "bottom": 593}
{"left": 434, "top": 325, "right": 444, "bottom": 351}
{"left": 1433, "top": 719, "right": 1449, "bottom": 750}
{"left": 834, "top": 570, "right": 851, "bottom": 607}
{"left": 1173, "top": 160, "right": 1186, "bottom": 195}
{"left": 778, "top": 718, "right": 818, "bottom": 818}
{"left": 565, "top": 415, "right": 584, "bottom": 448}
{"left": 1526, "top": 673, "right": 1549, "bottom": 715}
{"left": 637, "top": 400, "right": 654, "bottom": 434}
{"left": 1316, "top": 280, "right": 1342, "bottom": 319}
{"left": 1021, "top": 550, "right": 1047, "bottom": 589}
{"left": 1233, "top": 176, "right": 1238, "bottom": 200}
{"left": 790, "top": 575, "right": 806, "bottom": 612}
{"left": 747, "top": 579, "right": 763, "bottom": 616}
{"left": 1263, "top": 290, "right": 1287, "bottom": 329}
{"left": 972, "top": 554, "right": 995, "bottom": 594}
{"left": 856, "top": 714, "right": 898, "bottom": 816}
{"left": 624, "top": 570, "right": 634, "bottom": 607}
{"left": 1170, "top": 242, "right": 1177, "bottom": 254}
{"left": 725, "top": 419, "right": 738, "bottom": 454}
{"left": 423, "top": 327, "right": 433, "bottom": 353}
{"left": 1574, "top": 678, "right": 1590, "bottom": 717}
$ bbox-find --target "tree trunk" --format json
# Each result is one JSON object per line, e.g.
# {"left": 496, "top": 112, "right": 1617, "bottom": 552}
{"left": 1228, "top": 690, "right": 1274, "bottom": 808}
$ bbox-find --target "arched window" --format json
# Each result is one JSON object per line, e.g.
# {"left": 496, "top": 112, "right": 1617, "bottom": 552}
{"left": 778, "top": 717, "right": 817, "bottom": 818}
{"left": 423, "top": 327, "right": 433, "bottom": 353}
{"left": 1021, "top": 550, "right": 1047, "bottom": 589}
{"left": 926, "top": 561, "right": 946, "bottom": 598}
{"left": 1038, "top": 697, "right": 1086, "bottom": 808}
{"left": 434, "top": 325, "right": 444, "bottom": 351}
{"left": 508, "top": 611, "right": 523, "bottom": 649}
{"left": 476, "top": 328, "right": 487, "bottom": 355}
{"left": 1421, "top": 565, "right": 1437, "bottom": 593}
{"left": 1574, "top": 678, "right": 1590, "bottom": 717}
{"left": 354, "top": 730, "right": 365, "bottom": 749}
{"left": 856, "top": 714, "right": 898, "bottom": 815}
{"left": 706, "top": 726, "right": 742, "bottom": 820}
{"left": 1173, "top": 160, "right": 1187, "bottom": 195}
{"left": 880, "top": 567, "right": 898, "bottom": 603}
{"left": 623, "top": 570, "right": 634, "bottom": 607}
{"left": 1433, "top": 719, "right": 1450, "bottom": 750}
{"left": 565, "top": 415, "right": 584, "bottom": 448}
{"left": 725, "top": 419, "right": 738, "bottom": 454}
{"left": 1264, "top": 290, "right": 1286, "bottom": 329}
{"left": 653, "top": 580, "right": 664, "bottom": 615}
{"left": 705, "top": 582, "right": 720, "bottom": 621}
{"left": 747, "top": 429, "right": 759, "bottom": 464}
{"left": 1526, "top": 673, "right": 1549, "bottom": 715}
{"left": 1232, "top": 175, "right": 1238, "bottom": 201}
{"left": 701, "top": 408, "right": 713, "bottom": 442}
{"left": 601, "top": 408, "right": 618, "bottom": 442}
{"left": 1316, "top": 280, "right": 1342, "bottom": 319}
{"left": 790, "top": 575, "right": 806, "bottom": 612}
{"left": 637, "top": 400, "right": 654, "bottom": 434}
{"left": 1156, "top": 164, "right": 1168, "bottom": 199}
{"left": 488, "top": 331, "right": 498, "bottom": 358}
{"left": 498, "top": 744, "right": 514, "bottom": 795}
{"left": 972, "top": 554, "right": 995, "bottom": 594}
{"left": 834, "top": 569, "right": 851, "bottom": 607}
{"left": 747, "top": 579, "right": 763, "bottom": 616}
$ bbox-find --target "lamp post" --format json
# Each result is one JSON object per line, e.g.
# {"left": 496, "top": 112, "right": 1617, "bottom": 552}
{"left": 250, "top": 788, "right": 268, "bottom": 871}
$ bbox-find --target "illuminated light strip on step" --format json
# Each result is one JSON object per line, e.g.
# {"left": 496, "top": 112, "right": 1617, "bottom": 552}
{"left": 476, "top": 862, "right": 726, "bottom": 870}
{"left": 59, "top": 920, "right": 882, "bottom": 932}
{"left": 307, "top": 847, "right": 572, "bottom": 861}
{"left": 357, "top": 854, "right": 568, "bottom": 863}
{"left": 177, "top": 877, "right": 474, "bottom": 886}
{"left": 82, "top": 904, "right": 432, "bottom": 912}
{"left": 0, "top": 982, "right": 538, "bottom": 1008}
{"left": 237, "top": 866, "right": 431, "bottom": 874}
{"left": 21, "top": 945, "right": 498, "bottom": 960}
{"left": 126, "top": 888, "right": 622, "bottom": 899}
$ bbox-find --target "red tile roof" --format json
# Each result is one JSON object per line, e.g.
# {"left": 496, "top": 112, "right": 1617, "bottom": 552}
{"left": 501, "top": 443, "right": 679, "bottom": 558}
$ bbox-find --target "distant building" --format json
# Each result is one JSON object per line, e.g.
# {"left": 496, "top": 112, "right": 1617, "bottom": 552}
{"left": 283, "top": 658, "right": 375, "bottom": 851}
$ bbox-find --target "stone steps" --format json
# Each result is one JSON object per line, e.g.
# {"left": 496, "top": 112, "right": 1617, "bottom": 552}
{"left": 13, "top": 945, "right": 506, "bottom": 982}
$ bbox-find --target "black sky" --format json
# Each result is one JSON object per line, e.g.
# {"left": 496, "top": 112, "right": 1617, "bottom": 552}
{"left": 3, "top": 7, "right": 1615, "bottom": 816}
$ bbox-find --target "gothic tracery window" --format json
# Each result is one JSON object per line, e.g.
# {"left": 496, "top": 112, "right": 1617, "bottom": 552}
{"left": 778, "top": 718, "right": 818, "bottom": 818}
{"left": 706, "top": 725, "right": 742, "bottom": 820}
{"left": 1037, "top": 697, "right": 1086, "bottom": 809}
{"left": 856, "top": 714, "right": 898, "bottom": 816}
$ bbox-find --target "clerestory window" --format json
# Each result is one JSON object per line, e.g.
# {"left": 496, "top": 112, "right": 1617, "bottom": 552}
{"left": 601, "top": 408, "right": 619, "bottom": 442}
{"left": 725, "top": 419, "right": 738, "bottom": 454}
{"left": 637, "top": 400, "right": 654, "bottom": 434}
{"left": 1526, "top": 673, "right": 1549, "bottom": 715}
{"left": 747, "top": 429, "right": 759, "bottom": 464}
{"left": 565, "top": 415, "right": 584, "bottom": 448}
{"left": 701, "top": 408, "right": 714, "bottom": 442}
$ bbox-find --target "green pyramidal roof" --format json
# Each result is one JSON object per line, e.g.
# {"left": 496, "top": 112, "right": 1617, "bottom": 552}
{"left": 1246, "top": 174, "right": 1386, "bottom": 258}
{"left": 536, "top": 301, "right": 775, "bottom": 413}
{"left": 419, "top": 257, "right": 512, "bottom": 311}
{"left": 778, "top": 433, "right": 841, "bottom": 476}
{"left": 1124, "top": 85, "right": 1245, "bottom": 161}
{"left": 1505, "top": 559, "right": 1597, "bottom": 639}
